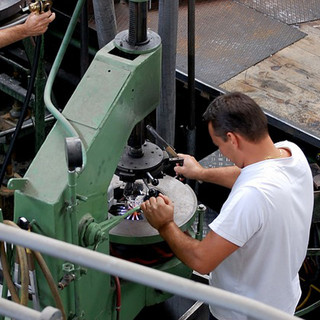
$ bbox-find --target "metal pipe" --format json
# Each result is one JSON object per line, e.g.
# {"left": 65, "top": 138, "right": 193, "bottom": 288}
{"left": 44, "top": 0, "right": 85, "bottom": 137}
{"left": 0, "top": 298, "right": 61, "bottom": 320}
{"left": 34, "top": 36, "right": 46, "bottom": 152}
{"left": 186, "top": 0, "right": 196, "bottom": 156}
{"left": 80, "top": 0, "right": 89, "bottom": 77}
{"left": 156, "top": 0, "right": 178, "bottom": 146}
{"left": 0, "top": 54, "right": 30, "bottom": 75}
{"left": 43, "top": 0, "right": 87, "bottom": 167}
{"left": 128, "top": 0, "right": 148, "bottom": 46}
{"left": 0, "top": 115, "right": 55, "bottom": 138}
{"left": 128, "top": 121, "right": 145, "bottom": 157}
{"left": 188, "top": 0, "right": 196, "bottom": 130}
{"left": 66, "top": 170, "right": 81, "bottom": 317}
{"left": 92, "top": 0, "right": 117, "bottom": 48}
{"left": 0, "top": 224, "right": 301, "bottom": 320}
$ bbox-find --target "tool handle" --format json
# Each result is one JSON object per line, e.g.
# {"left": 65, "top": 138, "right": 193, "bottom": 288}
{"left": 146, "top": 125, "right": 170, "bottom": 149}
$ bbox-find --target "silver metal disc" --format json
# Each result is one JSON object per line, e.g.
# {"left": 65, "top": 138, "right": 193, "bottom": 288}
{"left": 109, "top": 175, "right": 197, "bottom": 241}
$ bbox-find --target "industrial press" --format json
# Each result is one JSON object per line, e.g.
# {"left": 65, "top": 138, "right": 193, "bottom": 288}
{"left": 0, "top": 1, "right": 201, "bottom": 319}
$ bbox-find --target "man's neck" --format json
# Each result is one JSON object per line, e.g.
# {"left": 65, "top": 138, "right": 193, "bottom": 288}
{"left": 242, "top": 136, "right": 282, "bottom": 167}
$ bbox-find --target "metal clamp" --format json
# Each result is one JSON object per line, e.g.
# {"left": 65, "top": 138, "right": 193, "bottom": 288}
{"left": 22, "top": 1, "right": 53, "bottom": 14}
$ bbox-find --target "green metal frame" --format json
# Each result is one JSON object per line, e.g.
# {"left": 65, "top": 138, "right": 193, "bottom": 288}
{"left": 6, "top": 38, "right": 197, "bottom": 320}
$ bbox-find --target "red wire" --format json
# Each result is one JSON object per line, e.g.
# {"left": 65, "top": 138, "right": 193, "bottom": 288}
{"left": 114, "top": 276, "right": 121, "bottom": 320}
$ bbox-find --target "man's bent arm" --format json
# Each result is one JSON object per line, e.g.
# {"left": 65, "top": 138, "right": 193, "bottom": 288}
{"left": 141, "top": 194, "right": 239, "bottom": 274}
{"left": 0, "top": 24, "right": 30, "bottom": 48}
{"left": 159, "top": 222, "right": 239, "bottom": 274}
{"left": 196, "top": 165, "right": 240, "bottom": 189}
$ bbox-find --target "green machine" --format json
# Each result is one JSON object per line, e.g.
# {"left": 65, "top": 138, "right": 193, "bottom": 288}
{"left": 5, "top": 1, "right": 200, "bottom": 319}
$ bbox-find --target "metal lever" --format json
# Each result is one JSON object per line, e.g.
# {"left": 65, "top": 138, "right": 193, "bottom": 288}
{"left": 146, "top": 125, "right": 179, "bottom": 158}
{"left": 146, "top": 125, "right": 184, "bottom": 180}
{"left": 146, "top": 171, "right": 159, "bottom": 186}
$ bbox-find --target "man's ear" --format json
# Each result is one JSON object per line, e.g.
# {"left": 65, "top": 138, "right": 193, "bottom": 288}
{"left": 226, "top": 132, "right": 240, "bottom": 148}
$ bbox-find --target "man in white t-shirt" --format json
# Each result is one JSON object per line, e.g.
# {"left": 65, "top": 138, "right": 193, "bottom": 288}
{"left": 141, "top": 92, "right": 314, "bottom": 320}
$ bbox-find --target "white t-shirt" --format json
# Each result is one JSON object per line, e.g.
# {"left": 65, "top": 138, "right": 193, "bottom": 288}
{"left": 209, "top": 141, "right": 313, "bottom": 320}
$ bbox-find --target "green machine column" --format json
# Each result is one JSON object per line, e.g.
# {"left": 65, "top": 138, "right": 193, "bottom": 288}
{"left": 9, "top": 1, "right": 198, "bottom": 319}
{"left": 12, "top": 34, "right": 162, "bottom": 319}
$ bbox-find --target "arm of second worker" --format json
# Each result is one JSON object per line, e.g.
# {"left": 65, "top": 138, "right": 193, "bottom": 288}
{"left": 0, "top": 11, "right": 55, "bottom": 48}
{"left": 174, "top": 153, "right": 240, "bottom": 189}
{"left": 141, "top": 194, "right": 239, "bottom": 274}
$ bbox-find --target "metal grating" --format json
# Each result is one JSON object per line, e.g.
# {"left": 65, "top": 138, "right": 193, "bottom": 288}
{"left": 235, "top": 0, "right": 320, "bottom": 25}
{"left": 171, "top": 0, "right": 305, "bottom": 87}
{"left": 199, "top": 150, "right": 234, "bottom": 169}
{"left": 118, "top": 0, "right": 306, "bottom": 88}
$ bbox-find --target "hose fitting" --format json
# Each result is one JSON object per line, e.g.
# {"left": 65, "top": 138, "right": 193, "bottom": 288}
{"left": 22, "top": 0, "right": 53, "bottom": 14}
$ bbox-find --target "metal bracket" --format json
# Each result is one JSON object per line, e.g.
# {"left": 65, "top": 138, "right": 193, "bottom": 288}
{"left": 7, "top": 178, "right": 29, "bottom": 191}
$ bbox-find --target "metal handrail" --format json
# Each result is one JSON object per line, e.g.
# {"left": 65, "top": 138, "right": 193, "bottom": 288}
{"left": 0, "top": 223, "right": 301, "bottom": 320}
{"left": 0, "top": 298, "right": 61, "bottom": 320}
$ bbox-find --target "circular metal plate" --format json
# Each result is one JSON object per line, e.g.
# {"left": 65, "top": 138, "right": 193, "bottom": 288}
{"left": 0, "top": 0, "right": 25, "bottom": 22}
{"left": 114, "top": 30, "right": 161, "bottom": 54}
{"left": 117, "top": 142, "right": 164, "bottom": 172}
{"left": 109, "top": 175, "right": 197, "bottom": 244}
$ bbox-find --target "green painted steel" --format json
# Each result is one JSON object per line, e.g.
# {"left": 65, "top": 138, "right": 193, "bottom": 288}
{"left": 10, "top": 40, "right": 194, "bottom": 320}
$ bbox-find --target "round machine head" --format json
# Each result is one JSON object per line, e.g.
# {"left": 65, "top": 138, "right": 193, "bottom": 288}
{"left": 108, "top": 175, "right": 197, "bottom": 245}
{"left": 116, "top": 141, "right": 165, "bottom": 183}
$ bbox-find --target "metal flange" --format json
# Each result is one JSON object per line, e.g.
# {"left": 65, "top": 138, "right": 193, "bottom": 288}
{"left": 114, "top": 29, "right": 161, "bottom": 54}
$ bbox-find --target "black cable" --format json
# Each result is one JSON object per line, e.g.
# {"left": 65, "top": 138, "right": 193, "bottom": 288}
{"left": 0, "top": 36, "right": 42, "bottom": 186}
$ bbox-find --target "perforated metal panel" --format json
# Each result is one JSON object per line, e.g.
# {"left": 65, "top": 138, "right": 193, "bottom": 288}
{"left": 235, "top": 0, "right": 320, "bottom": 25}
{"left": 199, "top": 150, "right": 234, "bottom": 169}
{"left": 119, "top": 0, "right": 306, "bottom": 88}
{"left": 173, "top": 1, "right": 306, "bottom": 87}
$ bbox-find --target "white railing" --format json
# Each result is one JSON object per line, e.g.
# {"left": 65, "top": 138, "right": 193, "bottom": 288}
{"left": 0, "top": 299, "right": 61, "bottom": 320}
{"left": 0, "top": 223, "right": 301, "bottom": 320}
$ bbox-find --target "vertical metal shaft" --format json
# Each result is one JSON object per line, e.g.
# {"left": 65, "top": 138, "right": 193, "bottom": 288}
{"left": 34, "top": 36, "right": 46, "bottom": 152}
{"left": 126, "top": 1, "right": 148, "bottom": 155}
{"left": 128, "top": 121, "right": 145, "bottom": 158}
{"left": 188, "top": 0, "right": 195, "bottom": 131}
{"left": 80, "top": 0, "right": 89, "bottom": 77}
{"left": 128, "top": 1, "right": 148, "bottom": 46}
{"left": 156, "top": 0, "right": 179, "bottom": 146}
{"left": 92, "top": 0, "right": 117, "bottom": 48}
{"left": 67, "top": 170, "right": 80, "bottom": 318}
{"left": 187, "top": 0, "right": 196, "bottom": 158}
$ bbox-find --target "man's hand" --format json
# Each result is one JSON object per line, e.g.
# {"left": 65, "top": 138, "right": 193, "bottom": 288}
{"left": 0, "top": 10, "right": 56, "bottom": 49}
{"left": 174, "top": 153, "right": 204, "bottom": 180}
{"left": 23, "top": 10, "right": 56, "bottom": 37}
{"left": 141, "top": 194, "right": 174, "bottom": 232}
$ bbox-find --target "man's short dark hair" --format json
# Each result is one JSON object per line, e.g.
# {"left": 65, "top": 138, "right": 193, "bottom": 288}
{"left": 202, "top": 92, "right": 268, "bottom": 142}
